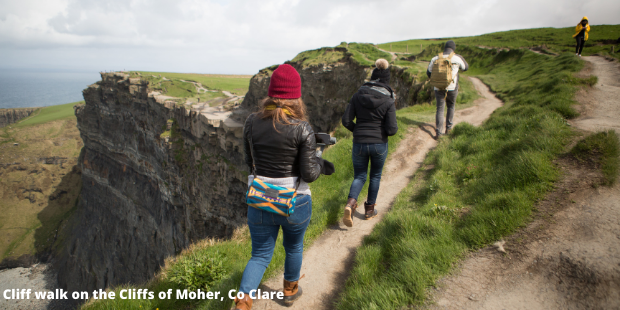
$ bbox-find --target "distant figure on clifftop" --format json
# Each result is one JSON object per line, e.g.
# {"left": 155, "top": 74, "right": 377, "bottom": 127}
{"left": 341, "top": 58, "right": 398, "bottom": 227}
{"left": 573, "top": 16, "right": 590, "bottom": 57}
{"left": 426, "top": 40, "right": 469, "bottom": 139}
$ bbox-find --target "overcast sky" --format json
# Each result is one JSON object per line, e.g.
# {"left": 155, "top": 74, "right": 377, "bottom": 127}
{"left": 1, "top": 0, "right": 618, "bottom": 75}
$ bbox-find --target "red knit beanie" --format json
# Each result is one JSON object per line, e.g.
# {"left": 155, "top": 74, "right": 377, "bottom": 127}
{"left": 268, "top": 64, "right": 302, "bottom": 99}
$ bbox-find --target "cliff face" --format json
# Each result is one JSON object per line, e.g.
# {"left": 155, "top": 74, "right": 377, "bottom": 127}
{"left": 0, "top": 108, "right": 37, "bottom": 127}
{"left": 57, "top": 46, "right": 431, "bottom": 292}
{"left": 56, "top": 73, "right": 248, "bottom": 292}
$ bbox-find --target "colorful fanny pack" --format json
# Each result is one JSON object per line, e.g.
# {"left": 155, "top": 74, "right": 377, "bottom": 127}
{"left": 245, "top": 117, "right": 300, "bottom": 217}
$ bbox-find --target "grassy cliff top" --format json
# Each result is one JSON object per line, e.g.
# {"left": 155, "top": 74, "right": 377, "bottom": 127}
{"left": 132, "top": 71, "right": 251, "bottom": 96}
{"left": 289, "top": 42, "right": 393, "bottom": 68}
{"left": 379, "top": 24, "right": 620, "bottom": 60}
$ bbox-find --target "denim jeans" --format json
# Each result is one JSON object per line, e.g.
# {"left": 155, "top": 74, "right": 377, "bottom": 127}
{"left": 348, "top": 143, "right": 388, "bottom": 205}
{"left": 239, "top": 194, "right": 312, "bottom": 294}
{"left": 435, "top": 88, "right": 459, "bottom": 134}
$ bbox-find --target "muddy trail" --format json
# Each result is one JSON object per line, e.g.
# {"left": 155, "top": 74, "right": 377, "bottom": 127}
{"left": 253, "top": 77, "right": 503, "bottom": 309}
{"left": 426, "top": 56, "right": 620, "bottom": 310}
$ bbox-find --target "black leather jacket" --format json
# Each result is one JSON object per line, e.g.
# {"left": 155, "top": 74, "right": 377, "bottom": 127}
{"left": 243, "top": 113, "right": 321, "bottom": 183}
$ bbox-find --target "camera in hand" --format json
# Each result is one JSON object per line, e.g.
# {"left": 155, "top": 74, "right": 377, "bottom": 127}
{"left": 315, "top": 133, "right": 337, "bottom": 146}
{"left": 315, "top": 133, "right": 336, "bottom": 158}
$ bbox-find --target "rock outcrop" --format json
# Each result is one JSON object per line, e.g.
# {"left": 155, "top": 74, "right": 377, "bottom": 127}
{"left": 56, "top": 45, "right": 431, "bottom": 293}
{"left": 235, "top": 47, "right": 430, "bottom": 132}
{"left": 56, "top": 73, "right": 248, "bottom": 292}
{"left": 0, "top": 108, "right": 37, "bottom": 127}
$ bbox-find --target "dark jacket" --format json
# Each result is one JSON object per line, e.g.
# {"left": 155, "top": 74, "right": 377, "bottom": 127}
{"left": 342, "top": 82, "right": 398, "bottom": 144}
{"left": 243, "top": 113, "right": 321, "bottom": 182}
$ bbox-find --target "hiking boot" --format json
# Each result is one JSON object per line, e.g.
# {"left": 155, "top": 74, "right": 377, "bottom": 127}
{"left": 435, "top": 132, "right": 443, "bottom": 140}
{"left": 234, "top": 294, "right": 253, "bottom": 310}
{"left": 445, "top": 128, "right": 451, "bottom": 135}
{"left": 364, "top": 202, "right": 378, "bottom": 220}
{"left": 283, "top": 277, "right": 303, "bottom": 305}
{"left": 343, "top": 198, "right": 358, "bottom": 227}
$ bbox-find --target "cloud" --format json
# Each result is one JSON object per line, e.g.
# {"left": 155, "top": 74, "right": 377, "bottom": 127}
{"left": 0, "top": 0, "right": 618, "bottom": 74}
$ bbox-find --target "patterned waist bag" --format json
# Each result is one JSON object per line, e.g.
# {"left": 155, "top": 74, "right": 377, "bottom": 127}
{"left": 245, "top": 117, "right": 300, "bottom": 217}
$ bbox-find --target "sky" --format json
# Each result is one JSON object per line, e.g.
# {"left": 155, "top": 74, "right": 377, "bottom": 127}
{"left": 0, "top": 0, "right": 618, "bottom": 75}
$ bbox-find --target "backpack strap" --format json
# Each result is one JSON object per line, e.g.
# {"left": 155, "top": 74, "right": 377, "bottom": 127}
{"left": 248, "top": 115, "right": 258, "bottom": 179}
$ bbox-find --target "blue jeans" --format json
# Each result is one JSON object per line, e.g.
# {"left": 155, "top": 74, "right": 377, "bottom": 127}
{"left": 239, "top": 194, "right": 312, "bottom": 294}
{"left": 348, "top": 143, "right": 388, "bottom": 205}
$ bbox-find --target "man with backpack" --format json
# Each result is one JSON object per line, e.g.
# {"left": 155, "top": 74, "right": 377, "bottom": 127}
{"left": 426, "top": 40, "right": 469, "bottom": 139}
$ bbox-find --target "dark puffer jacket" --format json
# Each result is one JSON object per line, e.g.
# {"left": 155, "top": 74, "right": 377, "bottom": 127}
{"left": 243, "top": 113, "right": 321, "bottom": 182}
{"left": 342, "top": 82, "right": 398, "bottom": 144}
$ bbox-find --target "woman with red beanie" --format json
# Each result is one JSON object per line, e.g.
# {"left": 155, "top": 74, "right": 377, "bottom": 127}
{"left": 234, "top": 64, "right": 334, "bottom": 310}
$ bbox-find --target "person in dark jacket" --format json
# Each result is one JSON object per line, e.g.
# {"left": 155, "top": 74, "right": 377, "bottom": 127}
{"left": 341, "top": 59, "right": 398, "bottom": 228}
{"left": 426, "top": 40, "right": 469, "bottom": 139}
{"left": 235, "top": 64, "right": 333, "bottom": 310}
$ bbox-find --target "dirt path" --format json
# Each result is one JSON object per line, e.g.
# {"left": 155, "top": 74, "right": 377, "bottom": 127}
{"left": 572, "top": 56, "right": 620, "bottom": 134}
{"left": 426, "top": 56, "right": 620, "bottom": 310}
{"left": 253, "top": 77, "right": 503, "bottom": 309}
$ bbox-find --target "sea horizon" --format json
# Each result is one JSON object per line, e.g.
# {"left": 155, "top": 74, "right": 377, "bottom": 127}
{"left": 0, "top": 68, "right": 102, "bottom": 109}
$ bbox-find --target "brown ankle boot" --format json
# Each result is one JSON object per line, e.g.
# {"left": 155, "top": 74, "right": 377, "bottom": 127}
{"left": 283, "top": 277, "right": 303, "bottom": 305}
{"left": 364, "top": 202, "right": 378, "bottom": 220}
{"left": 342, "top": 198, "right": 358, "bottom": 227}
{"left": 234, "top": 293, "right": 253, "bottom": 310}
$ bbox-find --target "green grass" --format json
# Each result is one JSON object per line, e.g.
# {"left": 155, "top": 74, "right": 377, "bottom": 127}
{"left": 291, "top": 43, "right": 392, "bottom": 68}
{"left": 135, "top": 71, "right": 251, "bottom": 95}
{"left": 379, "top": 25, "right": 620, "bottom": 60}
{"left": 0, "top": 103, "right": 83, "bottom": 262}
{"left": 344, "top": 42, "right": 393, "bottom": 66}
{"left": 14, "top": 101, "right": 81, "bottom": 127}
{"left": 571, "top": 130, "right": 620, "bottom": 185}
{"left": 335, "top": 48, "right": 587, "bottom": 309}
{"left": 290, "top": 47, "right": 347, "bottom": 67}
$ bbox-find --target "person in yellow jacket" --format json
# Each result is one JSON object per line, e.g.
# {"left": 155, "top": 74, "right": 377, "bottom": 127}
{"left": 573, "top": 16, "right": 590, "bottom": 56}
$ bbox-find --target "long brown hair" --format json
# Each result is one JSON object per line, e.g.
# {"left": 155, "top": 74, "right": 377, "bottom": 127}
{"left": 258, "top": 97, "right": 308, "bottom": 130}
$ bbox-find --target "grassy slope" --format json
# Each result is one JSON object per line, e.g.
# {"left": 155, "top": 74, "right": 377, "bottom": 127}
{"left": 0, "top": 102, "right": 83, "bottom": 261}
{"left": 379, "top": 25, "right": 620, "bottom": 60}
{"left": 135, "top": 71, "right": 252, "bottom": 95}
{"left": 335, "top": 48, "right": 607, "bottom": 309}
{"left": 81, "top": 77, "right": 479, "bottom": 310}
{"left": 571, "top": 130, "right": 620, "bottom": 185}
{"left": 290, "top": 43, "right": 392, "bottom": 68}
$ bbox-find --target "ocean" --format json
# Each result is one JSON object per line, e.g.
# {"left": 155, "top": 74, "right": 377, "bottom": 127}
{"left": 0, "top": 69, "right": 102, "bottom": 109}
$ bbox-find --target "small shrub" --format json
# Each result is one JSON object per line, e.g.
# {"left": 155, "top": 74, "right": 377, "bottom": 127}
{"left": 167, "top": 251, "right": 228, "bottom": 291}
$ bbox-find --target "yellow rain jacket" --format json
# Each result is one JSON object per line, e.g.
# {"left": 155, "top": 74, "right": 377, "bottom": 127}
{"left": 573, "top": 16, "right": 590, "bottom": 41}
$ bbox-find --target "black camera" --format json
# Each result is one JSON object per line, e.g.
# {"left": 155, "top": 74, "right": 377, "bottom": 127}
{"left": 315, "top": 133, "right": 337, "bottom": 146}
{"left": 315, "top": 133, "right": 336, "bottom": 157}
